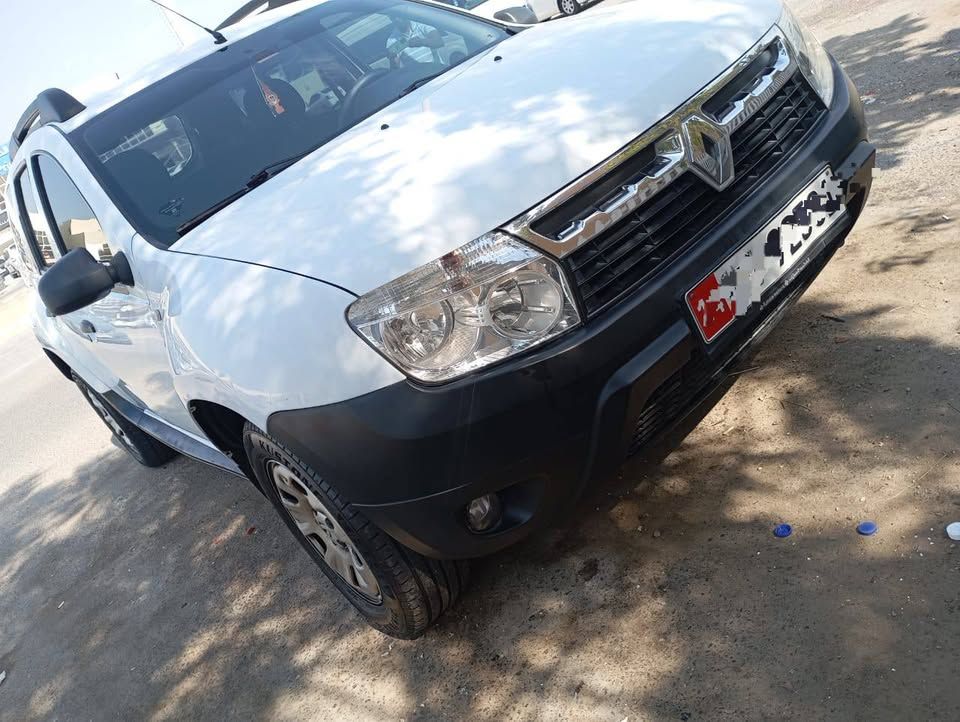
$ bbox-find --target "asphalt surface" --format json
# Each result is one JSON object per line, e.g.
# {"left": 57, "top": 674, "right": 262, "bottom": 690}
{"left": 1, "top": 0, "right": 959, "bottom": 719}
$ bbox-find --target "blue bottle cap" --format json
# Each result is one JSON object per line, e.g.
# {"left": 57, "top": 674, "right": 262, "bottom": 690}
{"left": 857, "top": 520, "right": 878, "bottom": 536}
{"left": 773, "top": 523, "right": 792, "bottom": 538}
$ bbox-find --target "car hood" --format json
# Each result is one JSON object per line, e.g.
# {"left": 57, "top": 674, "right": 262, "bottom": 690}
{"left": 176, "top": 0, "right": 782, "bottom": 295}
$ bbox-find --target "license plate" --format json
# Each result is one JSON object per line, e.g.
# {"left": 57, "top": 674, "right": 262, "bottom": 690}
{"left": 686, "top": 167, "right": 846, "bottom": 343}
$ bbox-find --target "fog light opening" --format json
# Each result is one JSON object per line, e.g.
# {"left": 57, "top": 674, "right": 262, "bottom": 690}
{"left": 465, "top": 493, "right": 503, "bottom": 533}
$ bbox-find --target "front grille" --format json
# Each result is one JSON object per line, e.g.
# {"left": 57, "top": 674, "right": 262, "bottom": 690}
{"left": 567, "top": 73, "right": 827, "bottom": 318}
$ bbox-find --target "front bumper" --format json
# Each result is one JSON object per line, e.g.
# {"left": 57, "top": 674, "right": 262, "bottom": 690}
{"left": 268, "top": 59, "right": 874, "bottom": 559}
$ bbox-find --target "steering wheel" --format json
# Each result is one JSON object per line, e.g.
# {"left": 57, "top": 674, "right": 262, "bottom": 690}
{"left": 338, "top": 68, "right": 391, "bottom": 128}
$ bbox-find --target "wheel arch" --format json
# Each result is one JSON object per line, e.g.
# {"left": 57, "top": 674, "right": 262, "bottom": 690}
{"left": 40, "top": 346, "right": 111, "bottom": 394}
{"left": 42, "top": 347, "right": 74, "bottom": 381}
{"left": 189, "top": 399, "right": 258, "bottom": 484}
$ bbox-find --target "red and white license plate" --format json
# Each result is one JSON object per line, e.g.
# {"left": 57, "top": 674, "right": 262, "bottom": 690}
{"left": 686, "top": 167, "right": 846, "bottom": 342}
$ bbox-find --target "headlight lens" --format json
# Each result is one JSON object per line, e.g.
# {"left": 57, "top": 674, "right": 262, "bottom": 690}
{"left": 347, "top": 232, "right": 581, "bottom": 382}
{"left": 381, "top": 300, "right": 455, "bottom": 367}
{"left": 487, "top": 270, "right": 564, "bottom": 340}
{"left": 778, "top": 4, "right": 834, "bottom": 107}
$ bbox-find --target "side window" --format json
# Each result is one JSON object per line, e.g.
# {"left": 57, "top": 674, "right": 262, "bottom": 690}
{"left": 14, "top": 167, "right": 56, "bottom": 267}
{"left": 35, "top": 155, "right": 114, "bottom": 262}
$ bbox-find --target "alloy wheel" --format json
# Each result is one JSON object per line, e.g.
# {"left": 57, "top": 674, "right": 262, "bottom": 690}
{"left": 86, "top": 391, "right": 135, "bottom": 450}
{"left": 268, "top": 461, "right": 382, "bottom": 603}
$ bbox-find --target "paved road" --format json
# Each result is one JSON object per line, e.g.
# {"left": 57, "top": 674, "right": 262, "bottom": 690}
{"left": 1, "top": 1, "right": 959, "bottom": 719}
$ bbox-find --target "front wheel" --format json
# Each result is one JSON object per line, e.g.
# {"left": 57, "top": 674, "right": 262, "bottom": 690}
{"left": 558, "top": 0, "right": 583, "bottom": 15}
{"left": 74, "top": 375, "right": 176, "bottom": 467}
{"left": 243, "top": 423, "right": 469, "bottom": 639}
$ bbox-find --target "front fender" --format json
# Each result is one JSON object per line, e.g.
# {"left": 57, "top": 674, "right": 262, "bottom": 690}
{"left": 134, "top": 240, "right": 404, "bottom": 429}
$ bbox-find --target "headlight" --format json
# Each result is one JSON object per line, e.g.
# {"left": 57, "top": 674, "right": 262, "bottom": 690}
{"left": 347, "top": 232, "right": 581, "bottom": 383}
{"left": 778, "top": 4, "right": 834, "bottom": 106}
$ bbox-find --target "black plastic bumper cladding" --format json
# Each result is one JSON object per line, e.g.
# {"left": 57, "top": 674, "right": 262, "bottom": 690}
{"left": 268, "top": 59, "right": 874, "bottom": 560}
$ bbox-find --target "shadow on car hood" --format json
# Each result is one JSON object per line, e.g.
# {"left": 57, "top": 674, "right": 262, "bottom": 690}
{"left": 175, "top": 0, "right": 782, "bottom": 294}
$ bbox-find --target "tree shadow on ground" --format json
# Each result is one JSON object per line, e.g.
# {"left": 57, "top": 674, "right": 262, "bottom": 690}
{"left": 0, "top": 446, "right": 370, "bottom": 719}
{"left": 1, "top": 292, "right": 958, "bottom": 720}
{"left": 445, "top": 290, "right": 960, "bottom": 719}
{"left": 824, "top": 14, "right": 960, "bottom": 172}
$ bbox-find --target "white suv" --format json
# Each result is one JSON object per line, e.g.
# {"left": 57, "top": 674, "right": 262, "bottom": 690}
{"left": 6, "top": 0, "right": 872, "bottom": 637}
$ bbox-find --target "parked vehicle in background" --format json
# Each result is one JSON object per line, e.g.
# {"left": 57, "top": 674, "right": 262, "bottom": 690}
{"left": 436, "top": 0, "right": 539, "bottom": 24}
{"left": 526, "top": 0, "right": 598, "bottom": 19}
{"left": 1, "top": 248, "right": 21, "bottom": 279}
{"left": 6, "top": 0, "right": 872, "bottom": 638}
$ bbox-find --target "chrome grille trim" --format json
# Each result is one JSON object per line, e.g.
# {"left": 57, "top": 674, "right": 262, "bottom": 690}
{"left": 504, "top": 26, "right": 798, "bottom": 259}
{"left": 572, "top": 72, "right": 826, "bottom": 317}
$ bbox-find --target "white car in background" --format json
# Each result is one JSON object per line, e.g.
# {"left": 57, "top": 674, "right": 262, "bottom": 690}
{"left": 439, "top": 0, "right": 538, "bottom": 23}
{"left": 437, "top": 0, "right": 598, "bottom": 22}
{"left": 0, "top": 248, "right": 21, "bottom": 286}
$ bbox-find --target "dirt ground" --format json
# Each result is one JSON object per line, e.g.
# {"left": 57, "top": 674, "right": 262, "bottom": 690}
{"left": 0, "top": 0, "right": 958, "bottom": 719}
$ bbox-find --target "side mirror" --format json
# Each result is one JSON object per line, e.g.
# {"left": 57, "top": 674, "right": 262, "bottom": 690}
{"left": 38, "top": 248, "right": 134, "bottom": 316}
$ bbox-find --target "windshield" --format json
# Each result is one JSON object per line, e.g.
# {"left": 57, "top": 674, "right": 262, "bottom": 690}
{"left": 70, "top": 0, "right": 509, "bottom": 246}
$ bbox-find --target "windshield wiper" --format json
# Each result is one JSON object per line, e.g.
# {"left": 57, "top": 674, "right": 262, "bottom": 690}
{"left": 176, "top": 152, "right": 310, "bottom": 236}
{"left": 398, "top": 70, "right": 448, "bottom": 99}
{"left": 244, "top": 152, "right": 309, "bottom": 187}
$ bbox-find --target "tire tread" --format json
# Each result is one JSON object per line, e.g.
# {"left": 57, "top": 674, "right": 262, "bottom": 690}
{"left": 74, "top": 375, "right": 176, "bottom": 467}
{"left": 243, "top": 423, "right": 469, "bottom": 638}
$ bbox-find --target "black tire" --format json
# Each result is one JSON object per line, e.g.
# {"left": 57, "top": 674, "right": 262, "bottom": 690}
{"left": 74, "top": 375, "right": 177, "bottom": 467}
{"left": 243, "top": 423, "right": 469, "bottom": 639}
{"left": 557, "top": 0, "right": 582, "bottom": 14}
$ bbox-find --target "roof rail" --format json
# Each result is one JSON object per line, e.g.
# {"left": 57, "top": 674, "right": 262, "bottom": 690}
{"left": 9, "top": 88, "right": 86, "bottom": 158}
{"left": 216, "top": 0, "right": 298, "bottom": 30}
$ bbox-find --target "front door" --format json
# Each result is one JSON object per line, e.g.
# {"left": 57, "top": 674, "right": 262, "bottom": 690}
{"left": 29, "top": 147, "right": 203, "bottom": 436}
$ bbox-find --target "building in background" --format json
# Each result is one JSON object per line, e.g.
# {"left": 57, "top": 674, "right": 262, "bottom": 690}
{"left": 0, "top": 144, "right": 13, "bottom": 255}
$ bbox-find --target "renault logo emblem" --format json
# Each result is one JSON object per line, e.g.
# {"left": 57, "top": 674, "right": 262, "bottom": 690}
{"left": 509, "top": 29, "right": 800, "bottom": 257}
{"left": 682, "top": 115, "right": 735, "bottom": 190}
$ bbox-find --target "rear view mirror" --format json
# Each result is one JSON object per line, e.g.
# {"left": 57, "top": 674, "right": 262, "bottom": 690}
{"left": 38, "top": 248, "right": 133, "bottom": 316}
